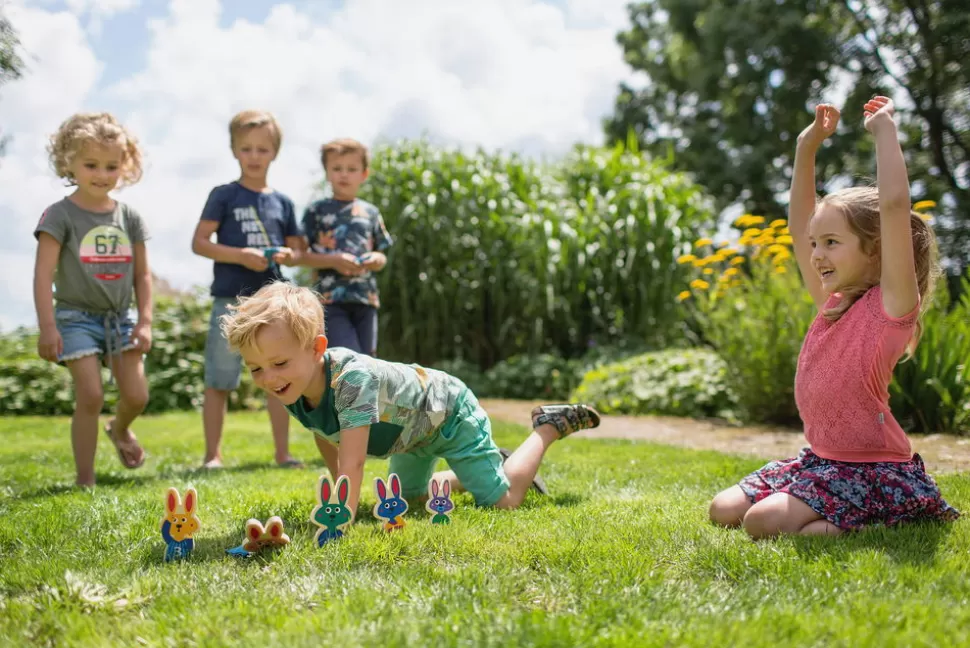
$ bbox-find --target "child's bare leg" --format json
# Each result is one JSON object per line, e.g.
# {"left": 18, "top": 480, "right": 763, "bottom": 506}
{"left": 67, "top": 356, "right": 105, "bottom": 487}
{"left": 742, "top": 492, "right": 824, "bottom": 540}
{"left": 709, "top": 486, "right": 753, "bottom": 528}
{"left": 492, "top": 424, "right": 559, "bottom": 509}
{"left": 267, "top": 394, "right": 298, "bottom": 465}
{"left": 105, "top": 350, "right": 148, "bottom": 467}
{"left": 799, "top": 519, "right": 843, "bottom": 536}
{"left": 492, "top": 404, "right": 601, "bottom": 510}
{"left": 202, "top": 387, "right": 229, "bottom": 467}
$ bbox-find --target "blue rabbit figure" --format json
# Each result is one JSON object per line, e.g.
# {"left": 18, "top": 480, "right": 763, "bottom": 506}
{"left": 425, "top": 477, "right": 454, "bottom": 525}
{"left": 373, "top": 473, "right": 409, "bottom": 532}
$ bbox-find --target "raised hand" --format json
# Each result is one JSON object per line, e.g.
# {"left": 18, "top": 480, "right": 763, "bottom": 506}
{"left": 798, "top": 103, "right": 840, "bottom": 147}
{"left": 864, "top": 95, "right": 895, "bottom": 134}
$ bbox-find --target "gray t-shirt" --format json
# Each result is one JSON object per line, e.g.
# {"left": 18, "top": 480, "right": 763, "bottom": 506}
{"left": 34, "top": 198, "right": 149, "bottom": 314}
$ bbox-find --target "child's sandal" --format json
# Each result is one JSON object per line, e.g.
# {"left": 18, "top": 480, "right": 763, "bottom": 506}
{"left": 531, "top": 404, "right": 601, "bottom": 439}
{"left": 105, "top": 421, "right": 145, "bottom": 469}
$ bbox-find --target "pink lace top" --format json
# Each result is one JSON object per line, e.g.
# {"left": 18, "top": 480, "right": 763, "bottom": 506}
{"left": 794, "top": 285, "right": 918, "bottom": 463}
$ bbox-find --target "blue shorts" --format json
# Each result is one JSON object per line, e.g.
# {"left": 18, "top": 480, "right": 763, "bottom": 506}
{"left": 204, "top": 296, "right": 244, "bottom": 390}
{"left": 389, "top": 391, "right": 510, "bottom": 507}
{"left": 55, "top": 307, "right": 136, "bottom": 364}
{"left": 325, "top": 303, "right": 378, "bottom": 356}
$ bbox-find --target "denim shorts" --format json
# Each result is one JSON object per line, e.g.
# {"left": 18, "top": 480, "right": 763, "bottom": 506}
{"left": 55, "top": 307, "right": 136, "bottom": 364}
{"left": 204, "top": 296, "right": 244, "bottom": 390}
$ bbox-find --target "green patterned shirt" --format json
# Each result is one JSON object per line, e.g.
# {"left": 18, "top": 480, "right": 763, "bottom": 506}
{"left": 285, "top": 347, "right": 468, "bottom": 457}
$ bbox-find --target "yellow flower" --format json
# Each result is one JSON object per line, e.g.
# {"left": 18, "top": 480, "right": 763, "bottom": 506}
{"left": 735, "top": 214, "right": 766, "bottom": 227}
{"left": 695, "top": 238, "right": 713, "bottom": 247}
{"left": 769, "top": 219, "right": 787, "bottom": 229}
{"left": 724, "top": 267, "right": 739, "bottom": 277}
{"left": 913, "top": 200, "right": 936, "bottom": 211}
{"left": 767, "top": 244, "right": 789, "bottom": 255}
{"left": 703, "top": 268, "right": 714, "bottom": 275}
{"left": 692, "top": 258, "right": 706, "bottom": 267}
{"left": 716, "top": 240, "right": 730, "bottom": 248}
{"left": 677, "top": 290, "right": 691, "bottom": 301}
{"left": 775, "top": 235, "right": 793, "bottom": 245}
{"left": 919, "top": 212, "right": 933, "bottom": 221}
{"left": 743, "top": 228, "right": 763, "bottom": 238}
{"left": 690, "top": 279, "right": 710, "bottom": 290}
{"left": 754, "top": 235, "right": 776, "bottom": 246}
{"left": 730, "top": 256, "right": 745, "bottom": 266}
{"left": 774, "top": 266, "right": 787, "bottom": 274}
{"left": 677, "top": 254, "right": 697, "bottom": 264}
{"left": 773, "top": 249, "right": 792, "bottom": 262}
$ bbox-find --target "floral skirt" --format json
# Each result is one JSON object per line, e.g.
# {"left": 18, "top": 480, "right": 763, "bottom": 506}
{"left": 738, "top": 447, "right": 960, "bottom": 531}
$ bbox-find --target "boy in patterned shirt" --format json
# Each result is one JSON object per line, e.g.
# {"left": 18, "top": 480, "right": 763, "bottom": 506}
{"left": 220, "top": 281, "right": 602, "bottom": 521}
{"left": 298, "top": 138, "right": 392, "bottom": 357}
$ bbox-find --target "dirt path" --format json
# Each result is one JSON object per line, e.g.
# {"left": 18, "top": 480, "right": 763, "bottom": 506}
{"left": 479, "top": 399, "right": 970, "bottom": 474}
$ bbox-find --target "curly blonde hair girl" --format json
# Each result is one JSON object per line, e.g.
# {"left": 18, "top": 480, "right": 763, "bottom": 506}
{"left": 47, "top": 112, "right": 143, "bottom": 188}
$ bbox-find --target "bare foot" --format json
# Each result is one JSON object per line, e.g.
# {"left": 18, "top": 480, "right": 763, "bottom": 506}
{"left": 202, "top": 457, "right": 224, "bottom": 469}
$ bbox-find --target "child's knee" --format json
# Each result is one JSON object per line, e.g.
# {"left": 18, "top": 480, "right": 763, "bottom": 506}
{"left": 709, "top": 487, "right": 751, "bottom": 527}
{"left": 121, "top": 384, "right": 149, "bottom": 412}
{"left": 75, "top": 381, "right": 104, "bottom": 415}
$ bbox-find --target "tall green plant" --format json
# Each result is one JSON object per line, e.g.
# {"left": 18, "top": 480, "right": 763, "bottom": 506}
{"left": 890, "top": 270, "right": 970, "bottom": 434}
{"left": 356, "top": 138, "right": 715, "bottom": 367}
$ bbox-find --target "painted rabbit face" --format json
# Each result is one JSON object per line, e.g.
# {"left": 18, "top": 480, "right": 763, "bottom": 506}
{"left": 374, "top": 473, "right": 408, "bottom": 521}
{"left": 163, "top": 487, "right": 200, "bottom": 542}
{"left": 313, "top": 475, "right": 352, "bottom": 530}
{"left": 427, "top": 479, "right": 454, "bottom": 514}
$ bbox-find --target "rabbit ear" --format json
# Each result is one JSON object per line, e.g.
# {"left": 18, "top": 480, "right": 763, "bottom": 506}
{"left": 337, "top": 475, "right": 350, "bottom": 505}
{"left": 431, "top": 479, "right": 439, "bottom": 497}
{"left": 247, "top": 520, "right": 264, "bottom": 541}
{"left": 166, "top": 488, "right": 179, "bottom": 514}
{"left": 320, "top": 476, "right": 332, "bottom": 504}
{"left": 390, "top": 473, "right": 401, "bottom": 498}
{"left": 267, "top": 519, "right": 283, "bottom": 538}
{"left": 443, "top": 479, "right": 451, "bottom": 498}
{"left": 183, "top": 488, "right": 197, "bottom": 515}
{"left": 375, "top": 477, "right": 387, "bottom": 501}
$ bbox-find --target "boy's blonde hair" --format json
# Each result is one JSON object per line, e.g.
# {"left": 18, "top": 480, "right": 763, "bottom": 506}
{"left": 816, "top": 186, "right": 939, "bottom": 356}
{"left": 229, "top": 110, "right": 283, "bottom": 152}
{"left": 47, "top": 112, "right": 143, "bottom": 187}
{"left": 321, "top": 137, "right": 369, "bottom": 170}
{"left": 220, "top": 281, "right": 324, "bottom": 352}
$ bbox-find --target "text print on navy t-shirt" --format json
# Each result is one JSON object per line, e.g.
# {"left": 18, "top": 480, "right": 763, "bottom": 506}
{"left": 200, "top": 182, "right": 300, "bottom": 298}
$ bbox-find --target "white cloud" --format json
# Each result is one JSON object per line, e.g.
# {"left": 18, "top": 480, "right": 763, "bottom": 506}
{"left": 1, "top": 0, "right": 634, "bottom": 330}
{"left": 0, "top": 3, "right": 101, "bottom": 331}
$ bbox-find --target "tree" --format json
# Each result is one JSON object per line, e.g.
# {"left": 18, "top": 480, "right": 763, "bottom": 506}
{"left": 0, "top": 5, "right": 24, "bottom": 157}
{"left": 606, "top": 0, "right": 970, "bottom": 269}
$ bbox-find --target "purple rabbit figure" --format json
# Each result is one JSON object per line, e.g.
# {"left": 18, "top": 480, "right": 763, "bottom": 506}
{"left": 425, "top": 477, "right": 454, "bottom": 524}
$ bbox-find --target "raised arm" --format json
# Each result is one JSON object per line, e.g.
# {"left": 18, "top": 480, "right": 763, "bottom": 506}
{"left": 865, "top": 96, "right": 918, "bottom": 318}
{"left": 790, "top": 104, "right": 840, "bottom": 311}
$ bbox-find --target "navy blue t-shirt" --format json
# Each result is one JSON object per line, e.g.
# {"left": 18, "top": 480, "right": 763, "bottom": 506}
{"left": 200, "top": 182, "right": 301, "bottom": 298}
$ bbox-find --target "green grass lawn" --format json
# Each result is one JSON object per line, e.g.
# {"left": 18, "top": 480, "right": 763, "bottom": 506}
{"left": 2, "top": 412, "right": 970, "bottom": 647}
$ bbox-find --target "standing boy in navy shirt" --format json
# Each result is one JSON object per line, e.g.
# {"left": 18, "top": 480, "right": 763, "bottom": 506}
{"left": 298, "top": 138, "right": 393, "bottom": 356}
{"left": 190, "top": 109, "right": 305, "bottom": 469}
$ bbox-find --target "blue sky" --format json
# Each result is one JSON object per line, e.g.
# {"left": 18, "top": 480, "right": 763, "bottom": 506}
{"left": 1, "top": 0, "right": 634, "bottom": 330}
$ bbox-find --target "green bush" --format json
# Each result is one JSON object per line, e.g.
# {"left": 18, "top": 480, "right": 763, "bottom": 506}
{"left": 569, "top": 348, "right": 738, "bottom": 419}
{"left": 482, "top": 353, "right": 584, "bottom": 401}
{"left": 358, "top": 139, "right": 716, "bottom": 367}
{"left": 890, "top": 270, "right": 970, "bottom": 434}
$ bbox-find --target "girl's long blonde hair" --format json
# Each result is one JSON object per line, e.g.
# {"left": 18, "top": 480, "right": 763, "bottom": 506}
{"left": 47, "top": 112, "right": 143, "bottom": 187}
{"left": 817, "top": 186, "right": 938, "bottom": 357}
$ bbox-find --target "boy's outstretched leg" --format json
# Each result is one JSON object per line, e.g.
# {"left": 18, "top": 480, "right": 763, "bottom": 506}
{"left": 492, "top": 404, "right": 600, "bottom": 509}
